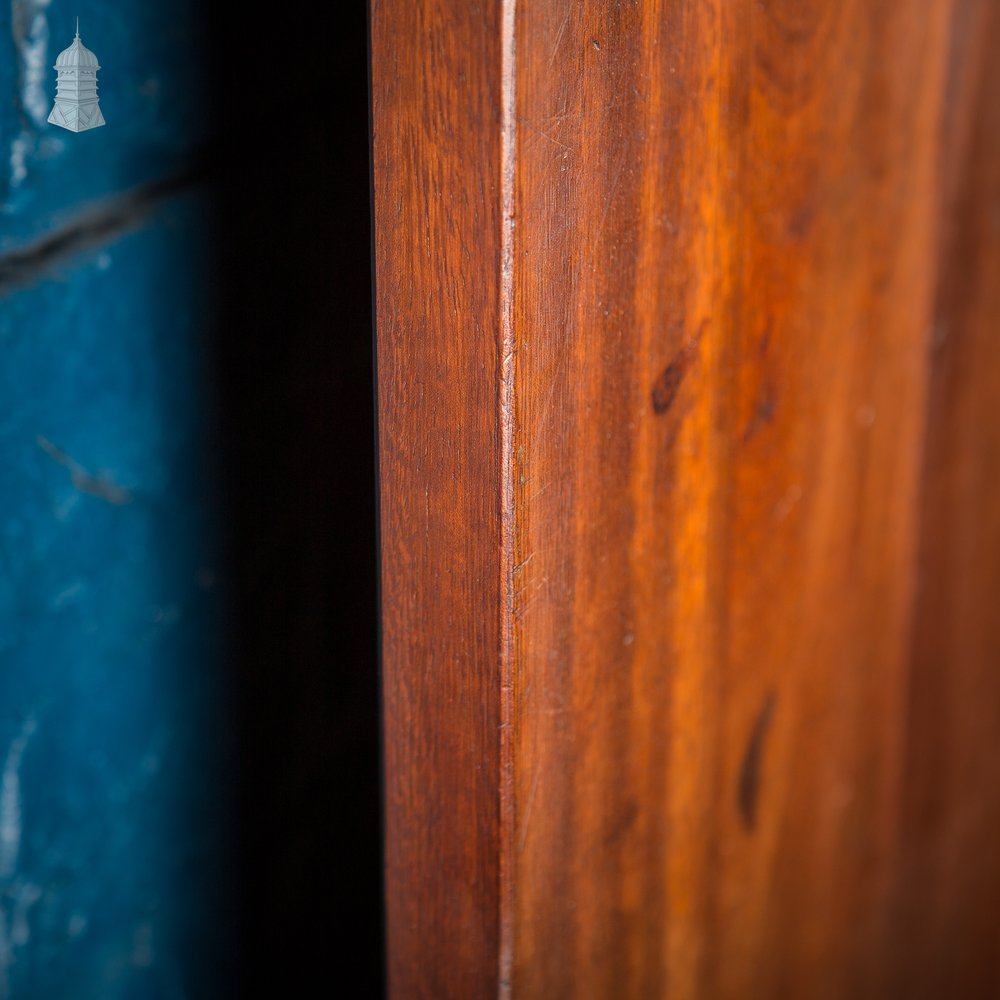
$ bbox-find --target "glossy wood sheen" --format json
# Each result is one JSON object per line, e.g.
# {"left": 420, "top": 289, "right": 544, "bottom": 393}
{"left": 372, "top": 1, "right": 1000, "bottom": 996}
{"left": 371, "top": 3, "right": 503, "bottom": 996}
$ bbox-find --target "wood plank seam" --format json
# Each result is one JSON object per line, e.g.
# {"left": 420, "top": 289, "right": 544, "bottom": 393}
{"left": 498, "top": 1, "right": 518, "bottom": 997}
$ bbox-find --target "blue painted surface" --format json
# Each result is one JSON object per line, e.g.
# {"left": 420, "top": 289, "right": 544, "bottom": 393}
{"left": 2, "top": 0, "right": 210, "bottom": 243}
{"left": 1, "top": 2, "right": 227, "bottom": 996}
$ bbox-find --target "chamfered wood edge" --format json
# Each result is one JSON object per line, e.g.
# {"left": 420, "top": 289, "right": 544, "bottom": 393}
{"left": 498, "top": 0, "right": 518, "bottom": 994}
{"left": 371, "top": 1, "right": 512, "bottom": 996}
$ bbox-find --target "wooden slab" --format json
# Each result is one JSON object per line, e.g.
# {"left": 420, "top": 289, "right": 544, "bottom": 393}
{"left": 371, "top": 1, "right": 1000, "bottom": 995}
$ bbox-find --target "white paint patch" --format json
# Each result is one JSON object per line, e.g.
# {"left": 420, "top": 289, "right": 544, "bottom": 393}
{"left": 0, "top": 717, "right": 37, "bottom": 1000}
{"left": 21, "top": 7, "right": 51, "bottom": 127}
{"left": 8, "top": 0, "right": 52, "bottom": 189}
{"left": 53, "top": 579, "right": 84, "bottom": 608}
{"left": 0, "top": 882, "right": 41, "bottom": 996}
{"left": 9, "top": 883, "right": 40, "bottom": 947}
{"left": 0, "top": 716, "right": 37, "bottom": 881}
{"left": 8, "top": 137, "right": 29, "bottom": 188}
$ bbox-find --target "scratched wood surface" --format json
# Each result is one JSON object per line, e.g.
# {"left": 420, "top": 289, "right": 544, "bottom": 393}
{"left": 371, "top": 2, "right": 504, "bottom": 997}
{"left": 372, "top": 0, "right": 1000, "bottom": 996}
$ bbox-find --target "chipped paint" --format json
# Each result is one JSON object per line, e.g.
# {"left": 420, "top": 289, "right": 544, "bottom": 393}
{"left": 8, "top": 0, "right": 52, "bottom": 189}
{"left": 0, "top": 716, "right": 36, "bottom": 880}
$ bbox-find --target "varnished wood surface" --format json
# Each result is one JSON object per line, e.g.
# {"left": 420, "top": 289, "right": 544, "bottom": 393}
{"left": 371, "top": 3, "right": 503, "bottom": 996}
{"left": 372, "top": 1, "right": 1000, "bottom": 996}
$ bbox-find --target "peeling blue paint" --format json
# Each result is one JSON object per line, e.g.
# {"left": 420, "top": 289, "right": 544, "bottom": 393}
{"left": 0, "top": 1, "right": 226, "bottom": 996}
{"left": 2, "top": 0, "right": 210, "bottom": 244}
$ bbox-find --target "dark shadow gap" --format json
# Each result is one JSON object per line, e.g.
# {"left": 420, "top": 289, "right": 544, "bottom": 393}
{"left": 203, "top": 2, "right": 383, "bottom": 992}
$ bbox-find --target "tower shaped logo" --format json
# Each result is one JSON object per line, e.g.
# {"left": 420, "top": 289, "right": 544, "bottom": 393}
{"left": 48, "top": 19, "right": 106, "bottom": 132}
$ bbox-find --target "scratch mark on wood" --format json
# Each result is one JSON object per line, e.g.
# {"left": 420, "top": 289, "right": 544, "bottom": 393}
{"left": 513, "top": 553, "right": 534, "bottom": 575}
{"left": 519, "top": 118, "right": 573, "bottom": 154}
{"left": 518, "top": 765, "right": 542, "bottom": 855}
{"left": 590, "top": 156, "right": 627, "bottom": 266}
{"left": 548, "top": 9, "right": 571, "bottom": 68}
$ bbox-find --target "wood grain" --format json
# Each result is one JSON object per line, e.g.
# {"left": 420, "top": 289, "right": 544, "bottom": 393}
{"left": 372, "top": 1, "right": 1000, "bottom": 996}
{"left": 371, "top": 3, "right": 503, "bottom": 996}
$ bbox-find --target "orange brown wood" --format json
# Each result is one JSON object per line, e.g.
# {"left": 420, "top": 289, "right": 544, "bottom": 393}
{"left": 371, "top": 2, "right": 503, "bottom": 996}
{"left": 371, "top": 1, "right": 1000, "bottom": 996}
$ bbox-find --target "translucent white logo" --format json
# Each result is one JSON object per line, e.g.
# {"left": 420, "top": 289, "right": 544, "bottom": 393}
{"left": 48, "top": 18, "right": 105, "bottom": 133}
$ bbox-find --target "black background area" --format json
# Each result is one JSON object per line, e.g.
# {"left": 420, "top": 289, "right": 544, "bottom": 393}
{"left": 205, "top": 1, "right": 383, "bottom": 993}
